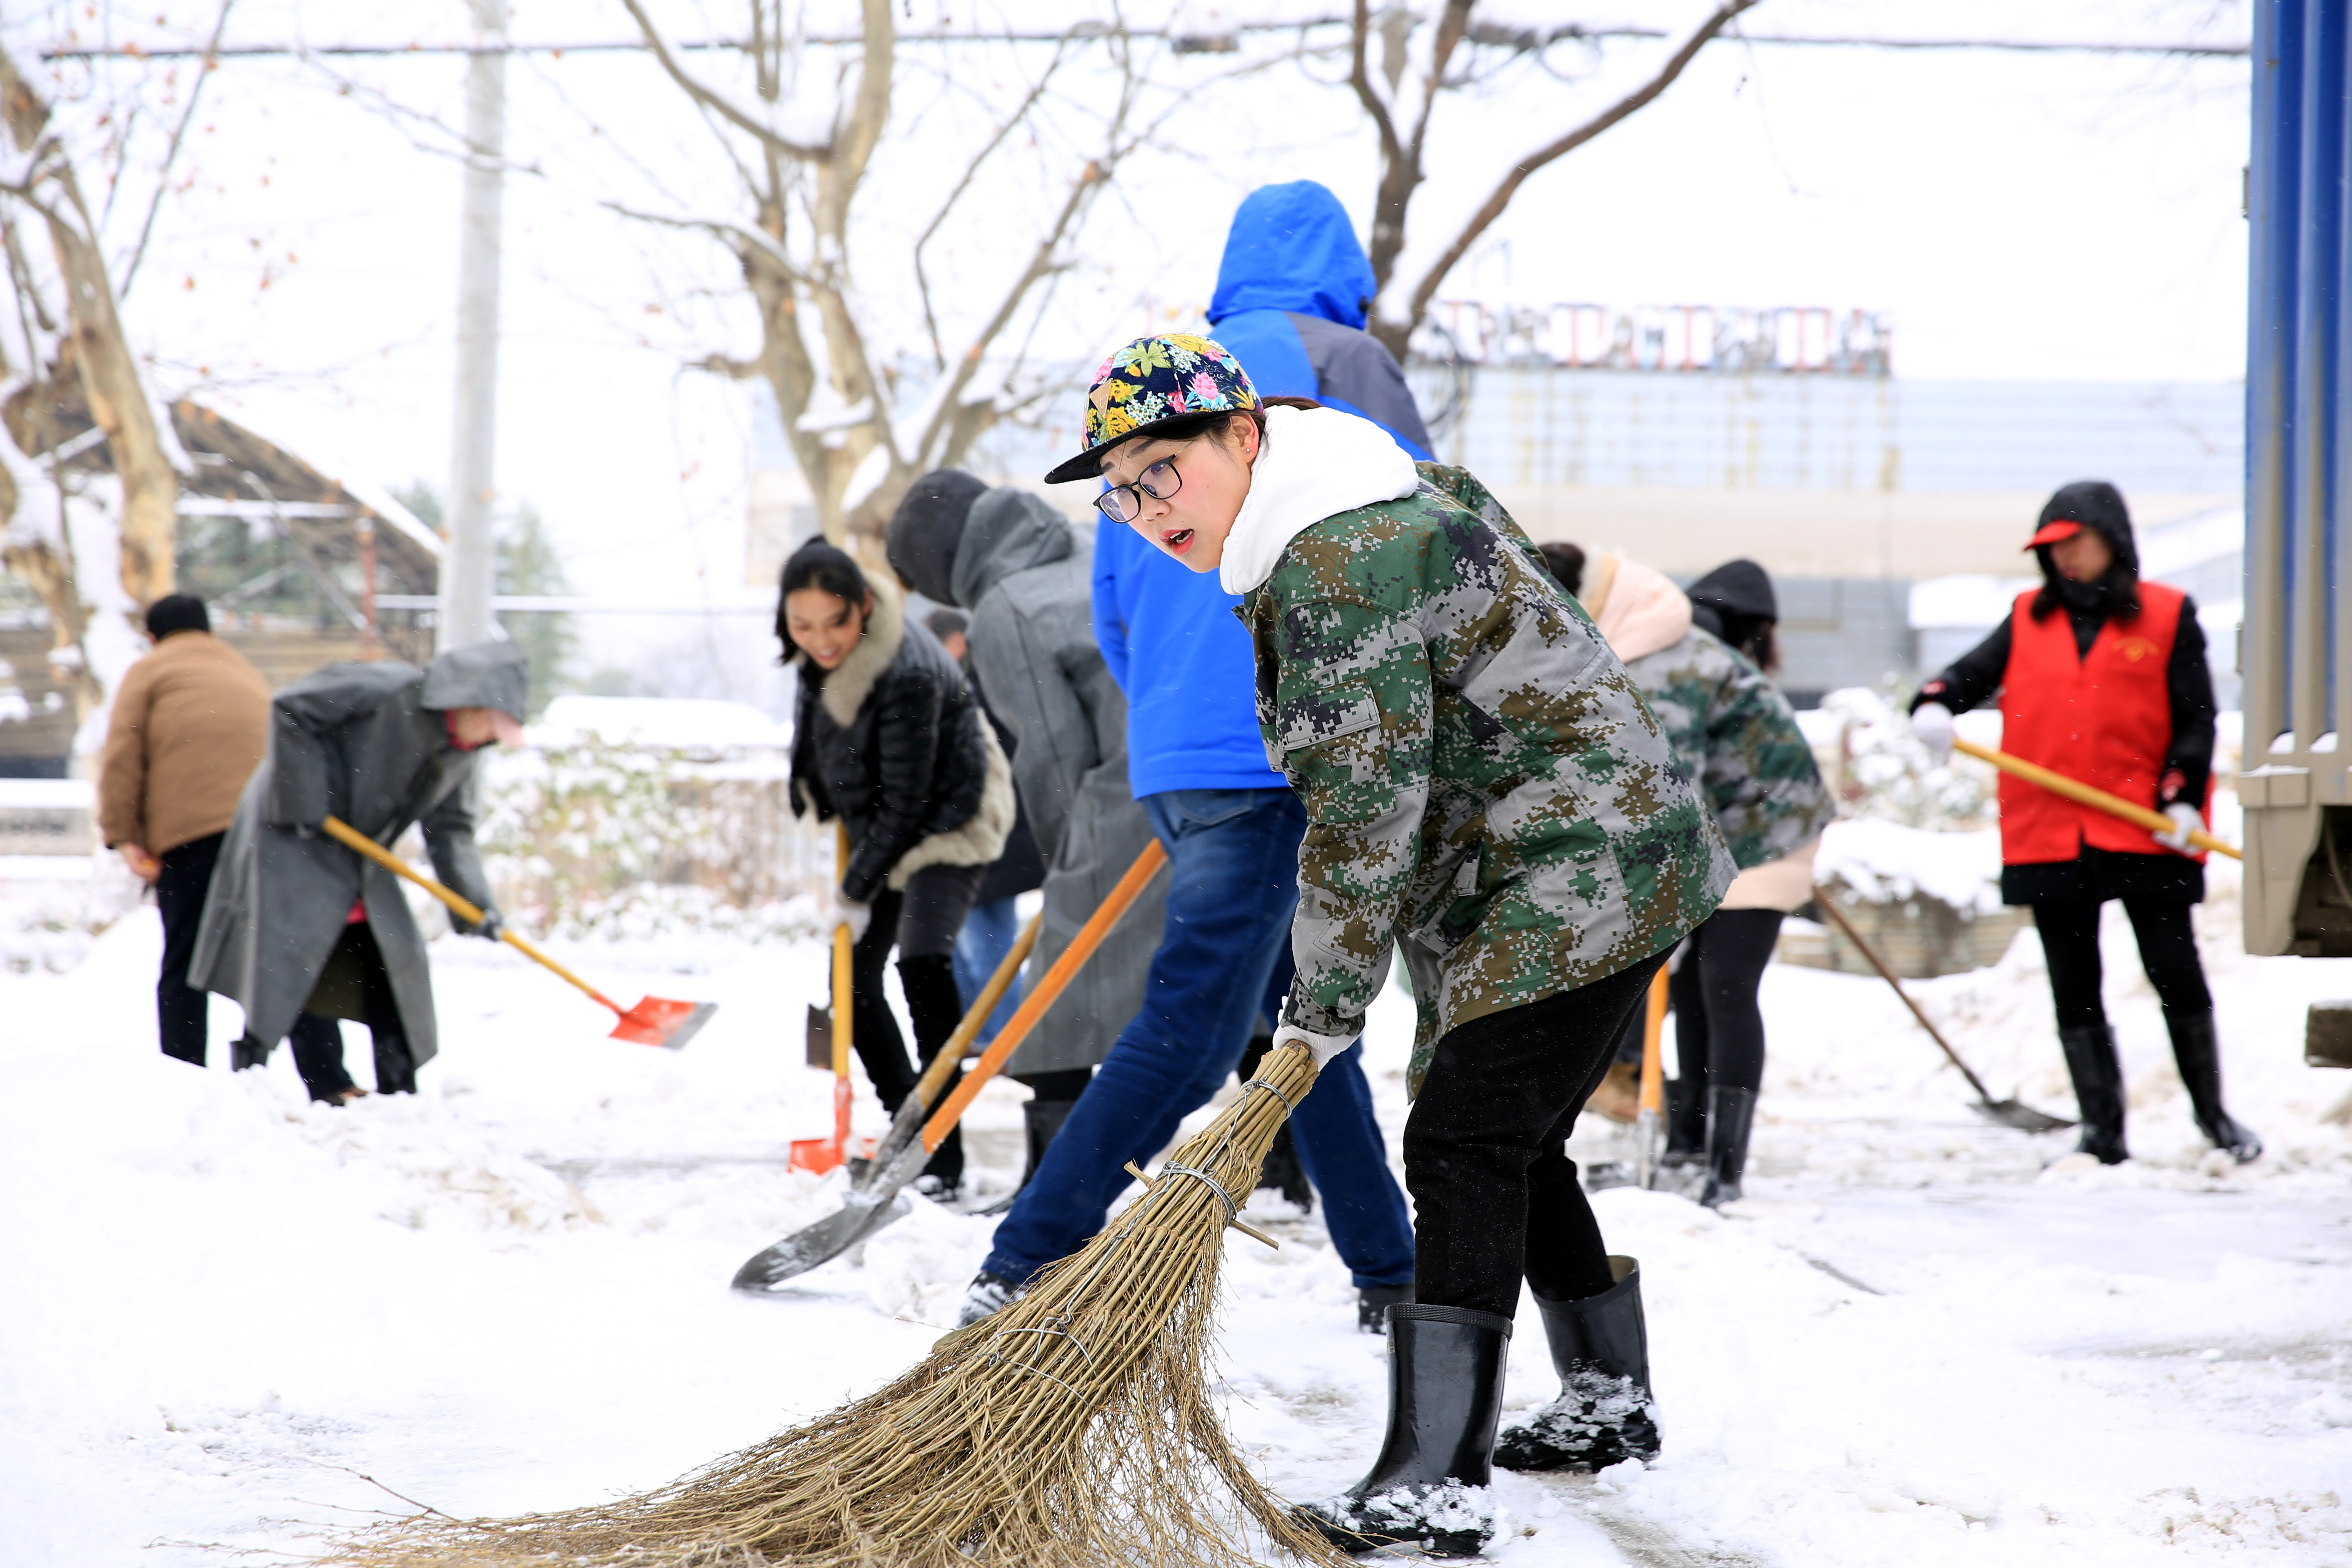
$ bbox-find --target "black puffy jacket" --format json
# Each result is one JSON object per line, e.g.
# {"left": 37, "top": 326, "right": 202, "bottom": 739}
{"left": 790, "top": 577, "right": 1000, "bottom": 903}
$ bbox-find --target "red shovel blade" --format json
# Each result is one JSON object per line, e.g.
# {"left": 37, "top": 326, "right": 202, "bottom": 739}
{"left": 608, "top": 997, "right": 717, "bottom": 1050}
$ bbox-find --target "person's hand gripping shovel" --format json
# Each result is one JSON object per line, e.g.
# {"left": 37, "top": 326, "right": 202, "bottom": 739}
{"left": 321, "top": 816, "right": 716, "bottom": 1049}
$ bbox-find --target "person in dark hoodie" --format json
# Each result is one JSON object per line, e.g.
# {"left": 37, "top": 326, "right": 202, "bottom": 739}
{"left": 189, "top": 643, "right": 526, "bottom": 1102}
{"left": 783, "top": 540, "right": 1016, "bottom": 1200}
{"left": 886, "top": 473, "right": 1167, "bottom": 1203}
{"left": 1909, "top": 480, "right": 2257, "bottom": 1165}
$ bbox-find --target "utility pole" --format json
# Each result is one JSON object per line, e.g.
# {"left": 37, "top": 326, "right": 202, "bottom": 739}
{"left": 439, "top": 0, "right": 506, "bottom": 652}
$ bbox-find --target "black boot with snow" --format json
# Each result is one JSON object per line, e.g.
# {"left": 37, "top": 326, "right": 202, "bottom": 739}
{"left": 955, "top": 1269, "right": 1025, "bottom": 1328}
{"left": 2058, "top": 1023, "right": 2129, "bottom": 1165}
{"left": 1698, "top": 1085, "right": 1757, "bottom": 1208}
{"left": 1661, "top": 1076, "right": 1706, "bottom": 1173}
{"left": 1494, "top": 1256, "right": 1659, "bottom": 1473}
{"left": 1296, "top": 1304, "right": 1510, "bottom": 1559}
{"left": 2165, "top": 1009, "right": 2262, "bottom": 1163}
{"left": 1357, "top": 1281, "right": 1413, "bottom": 1334}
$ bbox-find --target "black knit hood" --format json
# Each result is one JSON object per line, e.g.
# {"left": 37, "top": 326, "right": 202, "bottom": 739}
{"left": 2030, "top": 479, "right": 2140, "bottom": 623}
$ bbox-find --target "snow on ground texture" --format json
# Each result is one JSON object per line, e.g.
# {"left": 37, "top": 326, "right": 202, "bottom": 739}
{"left": 2, "top": 852, "right": 2348, "bottom": 1566}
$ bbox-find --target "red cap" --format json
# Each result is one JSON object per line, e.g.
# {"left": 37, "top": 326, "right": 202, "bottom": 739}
{"left": 2025, "top": 519, "right": 2083, "bottom": 549}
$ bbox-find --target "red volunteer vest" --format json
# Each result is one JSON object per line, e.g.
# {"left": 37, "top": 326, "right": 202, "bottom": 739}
{"left": 1996, "top": 581, "right": 2205, "bottom": 865}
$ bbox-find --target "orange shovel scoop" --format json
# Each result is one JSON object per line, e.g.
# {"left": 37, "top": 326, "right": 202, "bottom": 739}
{"left": 321, "top": 815, "right": 716, "bottom": 1050}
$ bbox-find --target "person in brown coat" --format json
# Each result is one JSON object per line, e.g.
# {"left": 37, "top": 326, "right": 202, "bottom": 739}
{"left": 96, "top": 594, "right": 271, "bottom": 1068}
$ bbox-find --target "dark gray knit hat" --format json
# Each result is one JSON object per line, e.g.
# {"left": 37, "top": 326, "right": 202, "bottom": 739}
{"left": 886, "top": 469, "right": 990, "bottom": 607}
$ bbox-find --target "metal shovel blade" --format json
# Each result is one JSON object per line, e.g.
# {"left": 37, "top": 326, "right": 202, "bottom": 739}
{"left": 1969, "top": 1097, "right": 2076, "bottom": 1134}
{"left": 731, "top": 1191, "right": 913, "bottom": 1292}
{"left": 608, "top": 998, "right": 717, "bottom": 1050}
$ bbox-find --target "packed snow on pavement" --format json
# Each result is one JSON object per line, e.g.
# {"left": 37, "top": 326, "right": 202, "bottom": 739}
{"left": 3, "top": 844, "right": 2349, "bottom": 1567}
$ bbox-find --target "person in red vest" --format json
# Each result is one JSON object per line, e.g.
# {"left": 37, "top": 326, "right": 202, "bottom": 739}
{"left": 1905, "top": 480, "right": 2256, "bottom": 1166}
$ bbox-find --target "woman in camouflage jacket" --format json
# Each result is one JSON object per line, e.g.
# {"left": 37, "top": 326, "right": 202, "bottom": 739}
{"left": 1047, "top": 334, "right": 1730, "bottom": 1559}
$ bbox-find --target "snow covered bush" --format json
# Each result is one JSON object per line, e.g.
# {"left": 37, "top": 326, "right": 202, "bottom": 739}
{"left": 1811, "top": 684, "right": 1998, "bottom": 832}
{"left": 477, "top": 739, "right": 824, "bottom": 942}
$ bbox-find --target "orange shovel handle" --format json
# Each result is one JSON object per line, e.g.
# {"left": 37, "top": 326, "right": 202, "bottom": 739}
{"left": 920, "top": 838, "right": 1169, "bottom": 1152}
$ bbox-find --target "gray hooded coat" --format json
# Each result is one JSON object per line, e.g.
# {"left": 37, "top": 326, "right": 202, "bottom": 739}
{"left": 190, "top": 644, "right": 524, "bottom": 1067}
{"left": 953, "top": 489, "right": 1166, "bottom": 1075}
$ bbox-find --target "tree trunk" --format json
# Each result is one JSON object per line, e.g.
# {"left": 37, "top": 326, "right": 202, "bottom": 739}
{"left": 43, "top": 200, "right": 178, "bottom": 608}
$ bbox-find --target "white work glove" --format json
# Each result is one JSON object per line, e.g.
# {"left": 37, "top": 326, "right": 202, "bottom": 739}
{"left": 2152, "top": 802, "right": 2204, "bottom": 856}
{"left": 829, "top": 888, "right": 872, "bottom": 944}
{"left": 1272, "top": 1021, "right": 1357, "bottom": 1067}
{"left": 1909, "top": 702, "right": 1956, "bottom": 765}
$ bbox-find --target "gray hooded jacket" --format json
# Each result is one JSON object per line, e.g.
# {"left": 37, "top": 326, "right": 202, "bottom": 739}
{"left": 954, "top": 489, "right": 1166, "bottom": 1075}
{"left": 190, "top": 644, "right": 524, "bottom": 1066}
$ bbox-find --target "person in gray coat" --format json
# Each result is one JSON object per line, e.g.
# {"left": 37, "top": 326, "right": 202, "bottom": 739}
{"left": 888, "top": 472, "right": 1167, "bottom": 1197}
{"left": 192, "top": 644, "right": 526, "bottom": 1102}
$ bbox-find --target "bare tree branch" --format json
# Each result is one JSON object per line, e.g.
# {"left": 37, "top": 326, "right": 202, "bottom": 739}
{"left": 119, "top": 0, "right": 235, "bottom": 299}
{"left": 618, "top": 0, "right": 833, "bottom": 161}
{"left": 1402, "top": 0, "right": 1757, "bottom": 340}
{"left": 913, "top": 34, "right": 1074, "bottom": 372}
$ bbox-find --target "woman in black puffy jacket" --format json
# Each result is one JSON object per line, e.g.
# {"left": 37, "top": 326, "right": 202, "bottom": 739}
{"left": 782, "top": 541, "right": 1014, "bottom": 1197}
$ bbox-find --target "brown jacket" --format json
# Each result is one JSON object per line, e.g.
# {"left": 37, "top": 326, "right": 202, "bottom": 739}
{"left": 97, "top": 630, "right": 271, "bottom": 855}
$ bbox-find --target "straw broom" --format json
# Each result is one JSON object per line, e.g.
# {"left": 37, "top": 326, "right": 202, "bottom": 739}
{"left": 325, "top": 1041, "right": 1349, "bottom": 1568}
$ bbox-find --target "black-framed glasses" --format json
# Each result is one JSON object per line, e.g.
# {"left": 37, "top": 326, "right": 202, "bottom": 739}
{"left": 1095, "top": 456, "right": 1183, "bottom": 525}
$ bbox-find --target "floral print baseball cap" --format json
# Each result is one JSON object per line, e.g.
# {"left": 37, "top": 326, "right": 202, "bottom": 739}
{"left": 1043, "top": 333, "right": 1259, "bottom": 483}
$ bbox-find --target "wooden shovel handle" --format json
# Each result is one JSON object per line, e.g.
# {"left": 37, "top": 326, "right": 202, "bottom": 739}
{"left": 920, "top": 838, "right": 1169, "bottom": 1152}
{"left": 319, "top": 814, "right": 623, "bottom": 1016}
{"left": 1952, "top": 737, "right": 2241, "bottom": 860}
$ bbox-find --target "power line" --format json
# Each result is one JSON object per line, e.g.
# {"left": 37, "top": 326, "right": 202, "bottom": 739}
{"left": 35, "top": 27, "right": 2252, "bottom": 63}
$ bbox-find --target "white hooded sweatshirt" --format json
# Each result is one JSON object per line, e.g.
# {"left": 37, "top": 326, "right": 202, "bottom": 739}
{"left": 1217, "top": 405, "right": 1421, "bottom": 597}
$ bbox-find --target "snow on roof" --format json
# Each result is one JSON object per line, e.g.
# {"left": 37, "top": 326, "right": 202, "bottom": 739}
{"left": 527, "top": 696, "right": 789, "bottom": 750}
{"left": 1909, "top": 575, "right": 2038, "bottom": 630}
{"left": 339, "top": 477, "right": 446, "bottom": 560}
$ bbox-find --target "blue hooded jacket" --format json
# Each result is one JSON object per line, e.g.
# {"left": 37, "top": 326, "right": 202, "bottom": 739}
{"left": 1090, "top": 182, "right": 1436, "bottom": 796}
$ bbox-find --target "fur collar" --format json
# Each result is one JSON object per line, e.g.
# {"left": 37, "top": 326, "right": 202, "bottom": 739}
{"left": 805, "top": 573, "right": 906, "bottom": 726}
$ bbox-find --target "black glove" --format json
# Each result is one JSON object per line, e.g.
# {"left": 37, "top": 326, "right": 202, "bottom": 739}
{"left": 466, "top": 907, "right": 506, "bottom": 941}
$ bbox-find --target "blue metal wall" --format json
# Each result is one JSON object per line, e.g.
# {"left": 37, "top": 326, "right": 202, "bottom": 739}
{"left": 2247, "top": 0, "right": 2349, "bottom": 751}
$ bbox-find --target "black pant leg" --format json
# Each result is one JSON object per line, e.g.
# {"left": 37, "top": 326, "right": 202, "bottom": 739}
{"left": 847, "top": 887, "right": 916, "bottom": 1109}
{"left": 2030, "top": 899, "right": 2108, "bottom": 1032}
{"left": 350, "top": 925, "right": 416, "bottom": 1094}
{"left": 1691, "top": 909, "right": 1784, "bottom": 1094}
{"left": 1669, "top": 924, "right": 1709, "bottom": 1088}
{"left": 1404, "top": 951, "right": 1670, "bottom": 1317}
{"left": 2119, "top": 898, "right": 2213, "bottom": 1016}
{"left": 286, "top": 1013, "right": 357, "bottom": 1101}
{"left": 152, "top": 833, "right": 224, "bottom": 1066}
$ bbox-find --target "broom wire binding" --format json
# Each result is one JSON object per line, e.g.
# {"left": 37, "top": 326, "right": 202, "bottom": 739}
{"left": 322, "top": 1043, "right": 1351, "bottom": 1568}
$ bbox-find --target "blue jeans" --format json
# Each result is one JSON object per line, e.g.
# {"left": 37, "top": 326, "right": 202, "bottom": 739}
{"left": 982, "top": 788, "right": 1414, "bottom": 1289}
{"left": 952, "top": 895, "right": 1026, "bottom": 1046}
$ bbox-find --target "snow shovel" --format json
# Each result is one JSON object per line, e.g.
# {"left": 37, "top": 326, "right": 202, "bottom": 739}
{"left": 1633, "top": 965, "right": 1671, "bottom": 1189}
{"left": 1953, "top": 736, "right": 2242, "bottom": 860}
{"left": 732, "top": 837, "right": 1169, "bottom": 1293}
{"left": 319, "top": 815, "right": 716, "bottom": 1049}
{"left": 793, "top": 827, "right": 859, "bottom": 1176}
{"left": 1812, "top": 882, "right": 2074, "bottom": 1133}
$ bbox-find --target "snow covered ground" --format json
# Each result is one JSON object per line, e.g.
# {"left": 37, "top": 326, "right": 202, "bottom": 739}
{"left": 4, "top": 851, "right": 2349, "bottom": 1566}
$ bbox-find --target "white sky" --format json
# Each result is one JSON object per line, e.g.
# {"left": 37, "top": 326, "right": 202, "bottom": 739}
{"left": 0, "top": 0, "right": 2253, "bottom": 695}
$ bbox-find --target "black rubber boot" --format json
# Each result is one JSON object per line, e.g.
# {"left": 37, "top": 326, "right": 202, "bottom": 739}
{"left": 1494, "top": 1256, "right": 1659, "bottom": 1473}
{"left": 2165, "top": 1009, "right": 2262, "bottom": 1163}
{"left": 897, "top": 954, "right": 967, "bottom": 1194}
{"left": 2058, "top": 1023, "right": 2129, "bottom": 1165}
{"left": 1698, "top": 1086, "right": 1757, "bottom": 1208}
{"left": 1358, "top": 1281, "right": 1414, "bottom": 1334}
{"left": 1297, "top": 1304, "right": 1511, "bottom": 1558}
{"left": 1661, "top": 1076, "right": 1706, "bottom": 1170}
{"left": 230, "top": 1034, "right": 274, "bottom": 1072}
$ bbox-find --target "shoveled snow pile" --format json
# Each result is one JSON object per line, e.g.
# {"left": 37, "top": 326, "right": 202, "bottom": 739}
{"left": 2, "top": 828, "right": 2348, "bottom": 1566}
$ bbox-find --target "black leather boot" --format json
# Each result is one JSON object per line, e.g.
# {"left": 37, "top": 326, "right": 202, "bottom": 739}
{"left": 2058, "top": 1023, "right": 2129, "bottom": 1164}
{"left": 2165, "top": 1009, "right": 2262, "bottom": 1163}
{"left": 1358, "top": 1281, "right": 1414, "bottom": 1334}
{"left": 1698, "top": 1086, "right": 1757, "bottom": 1208}
{"left": 1494, "top": 1256, "right": 1659, "bottom": 1473}
{"left": 1297, "top": 1304, "right": 1511, "bottom": 1558}
{"left": 229, "top": 1034, "right": 274, "bottom": 1072}
{"left": 1662, "top": 1076, "right": 1706, "bottom": 1171}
